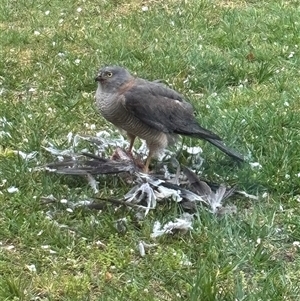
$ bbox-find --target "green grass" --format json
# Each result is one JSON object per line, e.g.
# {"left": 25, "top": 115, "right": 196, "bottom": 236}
{"left": 1, "top": 0, "right": 300, "bottom": 299}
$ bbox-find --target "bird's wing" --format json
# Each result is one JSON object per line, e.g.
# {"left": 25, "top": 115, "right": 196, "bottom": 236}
{"left": 120, "top": 81, "right": 221, "bottom": 140}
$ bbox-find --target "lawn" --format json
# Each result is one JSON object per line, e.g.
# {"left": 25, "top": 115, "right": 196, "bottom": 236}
{"left": 1, "top": 0, "right": 300, "bottom": 300}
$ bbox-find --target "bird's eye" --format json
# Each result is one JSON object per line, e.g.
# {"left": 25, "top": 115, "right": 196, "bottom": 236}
{"left": 107, "top": 72, "right": 112, "bottom": 77}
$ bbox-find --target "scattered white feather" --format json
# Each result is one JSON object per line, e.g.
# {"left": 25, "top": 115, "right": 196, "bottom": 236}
{"left": 95, "top": 130, "right": 111, "bottom": 138}
{"left": 115, "top": 217, "right": 127, "bottom": 233}
{"left": 7, "top": 186, "right": 19, "bottom": 193}
{"left": 95, "top": 240, "right": 107, "bottom": 248}
{"left": 180, "top": 253, "right": 193, "bottom": 266}
{"left": 14, "top": 150, "right": 38, "bottom": 161}
{"left": 237, "top": 190, "right": 259, "bottom": 200}
{"left": 155, "top": 185, "right": 182, "bottom": 202}
{"left": 137, "top": 240, "right": 159, "bottom": 257}
{"left": 0, "top": 131, "right": 12, "bottom": 138}
{"left": 138, "top": 241, "right": 146, "bottom": 257}
{"left": 43, "top": 145, "right": 74, "bottom": 156}
{"left": 87, "top": 174, "right": 99, "bottom": 193}
{"left": 26, "top": 264, "right": 36, "bottom": 273}
{"left": 73, "top": 134, "right": 81, "bottom": 147}
{"left": 67, "top": 132, "right": 73, "bottom": 144}
{"left": 40, "top": 194, "right": 57, "bottom": 202}
{"left": 73, "top": 200, "right": 93, "bottom": 207}
{"left": 207, "top": 185, "right": 227, "bottom": 213}
{"left": 151, "top": 213, "right": 194, "bottom": 238}
{"left": 125, "top": 183, "right": 157, "bottom": 216}
{"left": 183, "top": 145, "right": 203, "bottom": 155}
{"left": 0, "top": 179, "right": 7, "bottom": 186}
{"left": 249, "top": 162, "right": 262, "bottom": 169}
{"left": 293, "top": 241, "right": 300, "bottom": 247}
{"left": 4, "top": 245, "right": 15, "bottom": 251}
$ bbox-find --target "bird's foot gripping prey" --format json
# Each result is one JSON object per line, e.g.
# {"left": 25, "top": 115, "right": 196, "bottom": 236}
{"left": 95, "top": 66, "right": 244, "bottom": 173}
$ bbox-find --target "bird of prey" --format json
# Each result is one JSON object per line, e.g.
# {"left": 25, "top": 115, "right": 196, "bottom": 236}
{"left": 95, "top": 66, "right": 244, "bottom": 172}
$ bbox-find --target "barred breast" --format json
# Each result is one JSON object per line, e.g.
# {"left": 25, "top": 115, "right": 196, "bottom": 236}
{"left": 95, "top": 89, "right": 169, "bottom": 151}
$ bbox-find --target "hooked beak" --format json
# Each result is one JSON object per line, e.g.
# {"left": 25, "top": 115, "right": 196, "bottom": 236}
{"left": 95, "top": 72, "right": 102, "bottom": 82}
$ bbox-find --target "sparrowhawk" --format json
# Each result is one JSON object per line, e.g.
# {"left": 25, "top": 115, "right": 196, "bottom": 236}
{"left": 95, "top": 66, "right": 244, "bottom": 172}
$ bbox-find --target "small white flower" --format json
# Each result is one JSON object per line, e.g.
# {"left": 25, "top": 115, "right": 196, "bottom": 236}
{"left": 142, "top": 6, "right": 148, "bottom": 11}
{"left": 206, "top": 104, "right": 210, "bottom": 109}
{"left": 45, "top": 10, "right": 50, "bottom": 15}
{"left": 90, "top": 124, "right": 96, "bottom": 130}
{"left": 34, "top": 30, "right": 40, "bottom": 36}
{"left": 60, "top": 199, "right": 68, "bottom": 204}
{"left": 58, "top": 52, "right": 65, "bottom": 58}
{"left": 288, "top": 51, "right": 294, "bottom": 58}
{"left": 74, "top": 59, "right": 81, "bottom": 65}
{"left": 7, "top": 186, "right": 19, "bottom": 193}
{"left": 66, "top": 208, "right": 73, "bottom": 213}
{"left": 285, "top": 174, "right": 290, "bottom": 179}
{"left": 284, "top": 101, "right": 289, "bottom": 107}
{"left": 262, "top": 192, "right": 268, "bottom": 198}
{"left": 77, "top": 7, "right": 82, "bottom": 12}
{"left": 59, "top": 18, "right": 64, "bottom": 24}
{"left": 256, "top": 238, "right": 261, "bottom": 245}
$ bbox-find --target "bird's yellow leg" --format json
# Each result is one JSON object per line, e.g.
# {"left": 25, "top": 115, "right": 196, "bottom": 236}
{"left": 128, "top": 134, "right": 136, "bottom": 153}
{"left": 143, "top": 152, "right": 153, "bottom": 173}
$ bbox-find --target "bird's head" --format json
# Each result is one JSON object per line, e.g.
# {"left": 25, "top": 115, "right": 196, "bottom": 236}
{"left": 95, "top": 66, "right": 132, "bottom": 92}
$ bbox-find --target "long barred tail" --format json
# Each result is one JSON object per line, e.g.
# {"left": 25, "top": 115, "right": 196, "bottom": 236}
{"left": 206, "top": 138, "right": 244, "bottom": 162}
